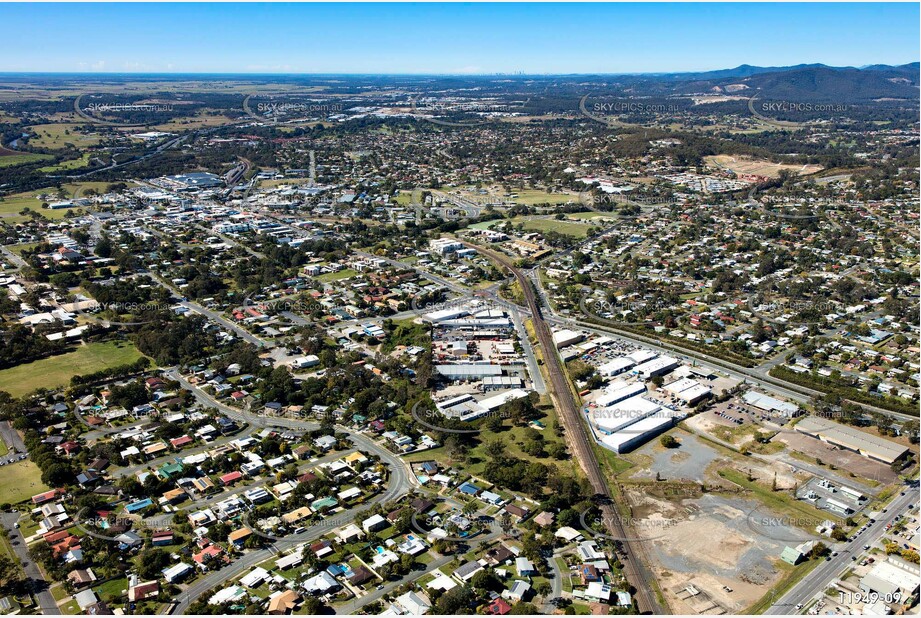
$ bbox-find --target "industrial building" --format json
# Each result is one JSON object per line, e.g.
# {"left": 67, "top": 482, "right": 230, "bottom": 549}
{"left": 595, "top": 380, "right": 646, "bottom": 407}
{"left": 860, "top": 559, "right": 920, "bottom": 599}
{"left": 742, "top": 391, "right": 800, "bottom": 417}
{"left": 663, "top": 377, "right": 712, "bottom": 405}
{"left": 626, "top": 349, "right": 657, "bottom": 365}
{"left": 588, "top": 395, "right": 680, "bottom": 453}
{"left": 634, "top": 355, "right": 679, "bottom": 379}
{"left": 598, "top": 356, "right": 635, "bottom": 376}
{"left": 794, "top": 416, "right": 909, "bottom": 464}
{"left": 552, "top": 329, "right": 585, "bottom": 349}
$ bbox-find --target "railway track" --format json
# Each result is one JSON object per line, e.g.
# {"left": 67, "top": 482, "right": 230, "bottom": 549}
{"left": 464, "top": 241, "right": 666, "bottom": 614}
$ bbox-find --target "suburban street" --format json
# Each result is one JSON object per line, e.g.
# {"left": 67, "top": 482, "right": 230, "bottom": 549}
{"left": 0, "top": 512, "right": 59, "bottom": 614}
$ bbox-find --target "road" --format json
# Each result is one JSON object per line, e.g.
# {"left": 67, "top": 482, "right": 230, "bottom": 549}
{"left": 172, "top": 427, "right": 413, "bottom": 614}
{"left": 765, "top": 488, "right": 917, "bottom": 614}
{"left": 149, "top": 275, "right": 273, "bottom": 348}
{"left": 0, "top": 512, "right": 59, "bottom": 614}
{"left": 164, "top": 367, "right": 417, "bottom": 612}
{"left": 549, "top": 314, "right": 914, "bottom": 422}
{"left": 0, "top": 246, "right": 28, "bottom": 270}
{"left": 464, "top": 240, "right": 665, "bottom": 614}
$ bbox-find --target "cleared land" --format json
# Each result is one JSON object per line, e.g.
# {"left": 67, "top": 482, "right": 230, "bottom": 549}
{"left": 26, "top": 123, "right": 103, "bottom": 149}
{"left": 38, "top": 153, "right": 93, "bottom": 172}
{"left": 0, "top": 459, "right": 49, "bottom": 504}
{"left": 0, "top": 340, "right": 145, "bottom": 397}
{"left": 705, "top": 154, "right": 823, "bottom": 178}
{"left": 0, "top": 149, "right": 53, "bottom": 168}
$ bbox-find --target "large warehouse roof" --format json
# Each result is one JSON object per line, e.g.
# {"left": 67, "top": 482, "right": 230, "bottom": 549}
{"left": 794, "top": 416, "right": 908, "bottom": 464}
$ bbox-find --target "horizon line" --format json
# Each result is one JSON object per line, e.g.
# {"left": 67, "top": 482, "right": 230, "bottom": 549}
{"left": 0, "top": 62, "right": 918, "bottom": 79}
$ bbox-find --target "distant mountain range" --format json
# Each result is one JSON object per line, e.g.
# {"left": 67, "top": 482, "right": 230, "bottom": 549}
{"left": 614, "top": 63, "right": 920, "bottom": 103}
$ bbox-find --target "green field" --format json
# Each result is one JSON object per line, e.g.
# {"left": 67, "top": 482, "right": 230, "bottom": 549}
{"left": 509, "top": 216, "right": 593, "bottom": 238}
{"left": 467, "top": 216, "right": 593, "bottom": 238}
{"left": 0, "top": 459, "right": 49, "bottom": 505}
{"left": 0, "top": 153, "right": 54, "bottom": 168}
{"left": 38, "top": 153, "right": 93, "bottom": 172}
{"left": 0, "top": 340, "right": 146, "bottom": 397}
{"left": 506, "top": 189, "right": 581, "bottom": 205}
{"left": 7, "top": 242, "right": 41, "bottom": 255}
{"left": 0, "top": 187, "right": 69, "bottom": 223}
{"left": 565, "top": 211, "right": 619, "bottom": 220}
{"left": 315, "top": 268, "right": 360, "bottom": 283}
{"left": 26, "top": 123, "right": 102, "bottom": 149}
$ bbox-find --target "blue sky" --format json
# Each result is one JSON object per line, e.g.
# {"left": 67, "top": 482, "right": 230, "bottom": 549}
{"left": 0, "top": 3, "right": 917, "bottom": 74}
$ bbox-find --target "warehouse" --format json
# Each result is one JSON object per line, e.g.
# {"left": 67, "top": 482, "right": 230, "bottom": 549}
{"left": 435, "top": 364, "right": 502, "bottom": 381}
{"left": 598, "top": 357, "right": 635, "bottom": 377}
{"left": 794, "top": 416, "right": 909, "bottom": 464}
{"left": 663, "top": 377, "right": 712, "bottom": 405}
{"left": 742, "top": 391, "right": 800, "bottom": 417}
{"left": 596, "top": 381, "right": 646, "bottom": 407}
{"left": 626, "top": 349, "right": 657, "bottom": 365}
{"left": 634, "top": 355, "right": 679, "bottom": 379}
{"left": 481, "top": 376, "right": 524, "bottom": 391}
{"left": 553, "top": 329, "right": 585, "bottom": 349}
{"left": 590, "top": 396, "right": 661, "bottom": 435}
{"left": 860, "top": 560, "right": 920, "bottom": 598}
{"left": 599, "top": 412, "right": 675, "bottom": 454}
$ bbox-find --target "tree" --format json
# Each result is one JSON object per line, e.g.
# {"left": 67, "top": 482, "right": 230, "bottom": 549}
{"left": 660, "top": 435, "right": 679, "bottom": 448}
{"left": 810, "top": 542, "right": 829, "bottom": 559}
{"left": 434, "top": 586, "right": 475, "bottom": 615}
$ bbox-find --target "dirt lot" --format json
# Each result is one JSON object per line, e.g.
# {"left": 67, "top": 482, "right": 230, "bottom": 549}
{"left": 706, "top": 154, "right": 823, "bottom": 178}
{"left": 631, "top": 492, "right": 816, "bottom": 614}
{"left": 771, "top": 430, "right": 897, "bottom": 484}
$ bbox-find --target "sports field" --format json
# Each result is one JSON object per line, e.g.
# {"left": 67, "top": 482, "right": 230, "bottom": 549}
{"left": 0, "top": 459, "right": 49, "bottom": 505}
{"left": 0, "top": 340, "right": 146, "bottom": 397}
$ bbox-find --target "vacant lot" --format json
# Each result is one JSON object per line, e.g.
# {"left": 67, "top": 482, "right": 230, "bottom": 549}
{"left": 705, "top": 154, "right": 823, "bottom": 178}
{"left": 0, "top": 459, "right": 49, "bottom": 505}
{"left": 26, "top": 123, "right": 102, "bottom": 149}
{"left": 505, "top": 189, "right": 581, "bottom": 205}
{"left": 38, "top": 153, "right": 93, "bottom": 172}
{"left": 0, "top": 340, "right": 146, "bottom": 397}
{"left": 0, "top": 150, "right": 53, "bottom": 168}
{"left": 315, "top": 268, "right": 360, "bottom": 283}
{"left": 471, "top": 216, "right": 593, "bottom": 238}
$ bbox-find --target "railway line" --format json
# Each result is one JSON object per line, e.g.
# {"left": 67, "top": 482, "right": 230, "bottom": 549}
{"left": 464, "top": 241, "right": 666, "bottom": 615}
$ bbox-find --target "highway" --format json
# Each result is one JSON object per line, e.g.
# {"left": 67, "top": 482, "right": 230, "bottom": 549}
{"left": 464, "top": 240, "right": 666, "bottom": 614}
{"left": 765, "top": 488, "right": 917, "bottom": 615}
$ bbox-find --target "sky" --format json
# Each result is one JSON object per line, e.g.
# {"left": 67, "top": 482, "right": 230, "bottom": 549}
{"left": 0, "top": 3, "right": 917, "bottom": 74}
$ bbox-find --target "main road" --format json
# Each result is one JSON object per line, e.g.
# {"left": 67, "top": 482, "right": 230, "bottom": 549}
{"left": 463, "top": 240, "right": 665, "bottom": 614}
{"left": 765, "top": 488, "right": 917, "bottom": 615}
